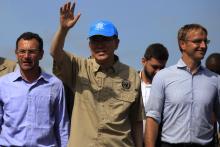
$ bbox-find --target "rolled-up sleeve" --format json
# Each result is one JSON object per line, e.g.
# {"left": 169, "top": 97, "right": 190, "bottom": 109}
{"left": 0, "top": 87, "right": 3, "bottom": 131}
{"left": 145, "top": 72, "right": 165, "bottom": 124}
{"left": 215, "top": 75, "right": 220, "bottom": 125}
{"left": 0, "top": 102, "right": 3, "bottom": 131}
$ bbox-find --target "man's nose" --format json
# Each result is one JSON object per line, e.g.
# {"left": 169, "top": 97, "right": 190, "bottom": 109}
{"left": 23, "top": 51, "right": 31, "bottom": 58}
{"left": 200, "top": 40, "right": 207, "bottom": 48}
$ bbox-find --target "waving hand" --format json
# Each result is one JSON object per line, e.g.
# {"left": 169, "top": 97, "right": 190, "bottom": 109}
{"left": 60, "top": 2, "right": 81, "bottom": 30}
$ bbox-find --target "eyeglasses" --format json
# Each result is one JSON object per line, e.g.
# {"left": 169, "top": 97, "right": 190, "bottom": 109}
{"left": 185, "top": 39, "right": 210, "bottom": 45}
{"left": 16, "top": 49, "right": 41, "bottom": 55}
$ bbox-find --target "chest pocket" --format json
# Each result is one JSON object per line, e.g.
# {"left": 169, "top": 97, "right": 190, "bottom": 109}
{"left": 78, "top": 78, "right": 93, "bottom": 100}
{"left": 35, "top": 95, "right": 52, "bottom": 128}
{"left": 77, "top": 77, "right": 97, "bottom": 110}
{"left": 108, "top": 80, "right": 136, "bottom": 122}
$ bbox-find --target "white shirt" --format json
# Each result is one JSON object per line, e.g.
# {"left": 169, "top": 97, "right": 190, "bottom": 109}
{"left": 140, "top": 71, "right": 152, "bottom": 137}
{"left": 141, "top": 81, "right": 151, "bottom": 114}
{"left": 140, "top": 71, "right": 152, "bottom": 114}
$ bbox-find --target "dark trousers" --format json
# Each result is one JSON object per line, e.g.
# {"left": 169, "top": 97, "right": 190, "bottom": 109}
{"left": 161, "top": 141, "right": 213, "bottom": 147}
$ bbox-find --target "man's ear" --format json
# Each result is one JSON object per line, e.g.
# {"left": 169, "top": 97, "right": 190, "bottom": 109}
{"left": 39, "top": 50, "right": 44, "bottom": 60}
{"left": 89, "top": 41, "right": 92, "bottom": 48}
{"left": 179, "top": 40, "right": 186, "bottom": 51}
{"left": 141, "top": 57, "right": 149, "bottom": 66}
{"left": 114, "top": 38, "right": 120, "bottom": 50}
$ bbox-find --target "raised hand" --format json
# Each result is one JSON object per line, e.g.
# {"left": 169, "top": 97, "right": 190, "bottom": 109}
{"left": 60, "top": 2, "right": 81, "bottom": 30}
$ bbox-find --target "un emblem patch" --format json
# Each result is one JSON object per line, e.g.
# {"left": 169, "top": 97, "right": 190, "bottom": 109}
{"left": 121, "top": 80, "right": 131, "bottom": 90}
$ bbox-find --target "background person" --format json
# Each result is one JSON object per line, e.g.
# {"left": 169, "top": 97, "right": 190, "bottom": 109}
{"left": 140, "top": 43, "right": 169, "bottom": 146}
{"left": 206, "top": 52, "right": 220, "bottom": 147}
{"left": 0, "top": 57, "right": 16, "bottom": 77}
{"left": 140, "top": 43, "right": 169, "bottom": 114}
{"left": 206, "top": 53, "right": 220, "bottom": 75}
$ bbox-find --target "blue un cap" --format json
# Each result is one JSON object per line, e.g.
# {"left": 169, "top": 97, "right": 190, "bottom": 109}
{"left": 88, "top": 20, "right": 118, "bottom": 38}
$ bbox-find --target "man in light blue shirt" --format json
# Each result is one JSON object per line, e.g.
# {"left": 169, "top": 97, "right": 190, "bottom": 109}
{"left": 0, "top": 32, "right": 69, "bottom": 146}
{"left": 145, "top": 24, "right": 220, "bottom": 147}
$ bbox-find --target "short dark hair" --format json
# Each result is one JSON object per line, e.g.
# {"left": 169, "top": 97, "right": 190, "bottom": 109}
{"left": 144, "top": 43, "right": 169, "bottom": 61}
{"left": 16, "top": 32, "right": 43, "bottom": 50}
{"left": 177, "top": 24, "right": 207, "bottom": 51}
{"left": 206, "top": 53, "right": 220, "bottom": 75}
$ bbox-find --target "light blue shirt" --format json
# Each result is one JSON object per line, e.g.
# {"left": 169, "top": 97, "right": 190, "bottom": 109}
{"left": 0, "top": 69, "right": 69, "bottom": 147}
{"left": 146, "top": 59, "right": 220, "bottom": 145}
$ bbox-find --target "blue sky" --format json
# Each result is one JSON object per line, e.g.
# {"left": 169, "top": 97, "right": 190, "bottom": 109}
{"left": 1, "top": 0, "right": 220, "bottom": 73}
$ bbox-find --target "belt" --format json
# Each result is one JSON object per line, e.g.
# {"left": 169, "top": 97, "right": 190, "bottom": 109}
{"left": 161, "top": 141, "right": 213, "bottom": 147}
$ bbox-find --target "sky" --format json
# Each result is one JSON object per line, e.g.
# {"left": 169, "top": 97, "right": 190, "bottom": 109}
{"left": 1, "top": 0, "right": 220, "bottom": 74}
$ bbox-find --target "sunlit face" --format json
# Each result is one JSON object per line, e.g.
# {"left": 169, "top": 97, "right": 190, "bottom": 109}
{"left": 89, "top": 35, "right": 119, "bottom": 65}
{"left": 180, "top": 29, "right": 208, "bottom": 62}
{"left": 16, "top": 38, "right": 43, "bottom": 72}
{"left": 142, "top": 57, "right": 167, "bottom": 81}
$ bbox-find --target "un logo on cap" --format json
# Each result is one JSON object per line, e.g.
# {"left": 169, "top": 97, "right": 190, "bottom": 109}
{"left": 95, "top": 22, "right": 105, "bottom": 30}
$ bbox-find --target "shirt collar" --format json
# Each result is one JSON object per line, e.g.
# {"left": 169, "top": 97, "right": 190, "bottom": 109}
{"left": 12, "top": 68, "right": 49, "bottom": 83}
{"left": 91, "top": 55, "right": 121, "bottom": 74}
{"left": 177, "top": 58, "right": 188, "bottom": 68}
{"left": 176, "top": 58, "right": 204, "bottom": 72}
{"left": 112, "top": 55, "right": 121, "bottom": 74}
